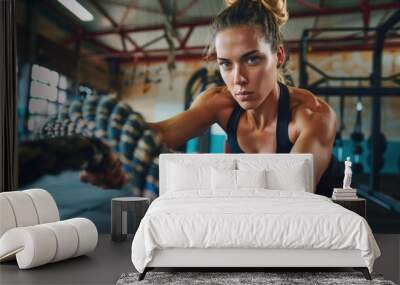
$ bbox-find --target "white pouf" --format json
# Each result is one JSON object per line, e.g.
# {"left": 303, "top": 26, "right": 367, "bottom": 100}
{"left": 0, "top": 189, "right": 98, "bottom": 269}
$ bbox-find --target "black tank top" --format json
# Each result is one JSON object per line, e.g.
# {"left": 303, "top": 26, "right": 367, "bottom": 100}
{"left": 227, "top": 82, "right": 293, "bottom": 153}
{"left": 226, "top": 82, "right": 343, "bottom": 197}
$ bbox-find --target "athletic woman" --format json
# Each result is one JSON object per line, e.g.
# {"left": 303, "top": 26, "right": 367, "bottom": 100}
{"left": 81, "top": 0, "right": 343, "bottom": 196}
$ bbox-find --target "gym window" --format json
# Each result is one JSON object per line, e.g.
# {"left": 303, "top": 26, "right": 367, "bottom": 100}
{"left": 27, "top": 64, "right": 70, "bottom": 134}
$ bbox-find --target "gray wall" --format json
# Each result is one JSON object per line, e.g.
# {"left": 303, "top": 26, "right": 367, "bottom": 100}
{"left": 374, "top": 234, "right": 400, "bottom": 284}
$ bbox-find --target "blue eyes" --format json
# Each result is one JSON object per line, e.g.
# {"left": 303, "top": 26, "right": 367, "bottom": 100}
{"left": 247, "top": 56, "right": 260, "bottom": 65}
{"left": 219, "top": 62, "right": 231, "bottom": 69}
{"left": 218, "top": 56, "right": 261, "bottom": 70}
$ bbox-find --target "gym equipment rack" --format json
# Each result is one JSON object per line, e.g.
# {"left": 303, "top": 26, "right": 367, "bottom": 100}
{"left": 299, "top": 11, "right": 400, "bottom": 214}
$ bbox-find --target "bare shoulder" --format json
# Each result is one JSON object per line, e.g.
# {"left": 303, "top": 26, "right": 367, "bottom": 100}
{"left": 191, "top": 86, "right": 236, "bottom": 130}
{"left": 147, "top": 86, "right": 235, "bottom": 149}
{"left": 191, "top": 86, "right": 235, "bottom": 108}
{"left": 289, "top": 87, "right": 336, "bottom": 142}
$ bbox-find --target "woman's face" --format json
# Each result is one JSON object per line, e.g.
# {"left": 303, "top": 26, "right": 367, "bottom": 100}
{"left": 215, "top": 25, "right": 284, "bottom": 110}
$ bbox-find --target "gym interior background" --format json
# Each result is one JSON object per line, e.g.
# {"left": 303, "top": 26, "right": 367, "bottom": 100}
{"left": 7, "top": 1, "right": 400, "bottom": 235}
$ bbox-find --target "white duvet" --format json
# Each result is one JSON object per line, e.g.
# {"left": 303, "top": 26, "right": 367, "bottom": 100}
{"left": 131, "top": 190, "right": 380, "bottom": 273}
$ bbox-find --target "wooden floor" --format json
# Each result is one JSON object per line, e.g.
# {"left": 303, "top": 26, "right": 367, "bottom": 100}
{"left": 0, "top": 235, "right": 134, "bottom": 285}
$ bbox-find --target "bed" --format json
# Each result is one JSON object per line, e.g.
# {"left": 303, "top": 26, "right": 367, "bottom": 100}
{"left": 131, "top": 153, "right": 380, "bottom": 280}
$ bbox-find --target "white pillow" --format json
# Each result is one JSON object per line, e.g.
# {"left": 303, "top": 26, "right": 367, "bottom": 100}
{"left": 238, "top": 159, "right": 309, "bottom": 192}
{"left": 237, "top": 169, "right": 267, "bottom": 188}
{"left": 167, "top": 162, "right": 210, "bottom": 191}
{"left": 167, "top": 160, "right": 235, "bottom": 192}
{"left": 266, "top": 165, "right": 307, "bottom": 192}
{"left": 211, "top": 168, "right": 236, "bottom": 190}
{"left": 211, "top": 169, "right": 267, "bottom": 190}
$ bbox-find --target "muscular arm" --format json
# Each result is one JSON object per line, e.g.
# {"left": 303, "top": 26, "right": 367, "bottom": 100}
{"left": 148, "top": 87, "right": 230, "bottom": 150}
{"left": 80, "top": 87, "right": 232, "bottom": 189}
{"left": 290, "top": 103, "right": 336, "bottom": 191}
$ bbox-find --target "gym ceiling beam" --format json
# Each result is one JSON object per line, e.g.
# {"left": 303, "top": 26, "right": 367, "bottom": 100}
{"left": 58, "top": 1, "right": 400, "bottom": 62}
{"left": 81, "top": 3, "right": 400, "bottom": 38}
{"left": 87, "top": 0, "right": 144, "bottom": 56}
{"left": 68, "top": 2, "right": 400, "bottom": 62}
{"left": 291, "top": 2, "right": 400, "bottom": 18}
{"left": 40, "top": 0, "right": 120, "bottom": 56}
{"left": 81, "top": 40, "right": 400, "bottom": 64}
{"left": 82, "top": 18, "right": 211, "bottom": 38}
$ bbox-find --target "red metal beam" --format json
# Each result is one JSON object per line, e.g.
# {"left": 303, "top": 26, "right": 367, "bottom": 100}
{"left": 294, "top": 0, "right": 323, "bottom": 12}
{"left": 80, "top": 2, "right": 400, "bottom": 39}
{"left": 82, "top": 36, "right": 400, "bottom": 64}
{"left": 41, "top": 0, "right": 120, "bottom": 54}
{"left": 87, "top": 52, "right": 207, "bottom": 63}
{"left": 88, "top": 0, "right": 142, "bottom": 53}
{"left": 292, "top": 34, "right": 396, "bottom": 45}
{"left": 83, "top": 45, "right": 206, "bottom": 59}
{"left": 121, "top": 40, "right": 400, "bottom": 63}
{"left": 360, "top": 0, "right": 371, "bottom": 41}
{"left": 145, "top": 45, "right": 206, "bottom": 53}
{"left": 57, "top": 0, "right": 400, "bottom": 63}
{"left": 180, "top": 26, "right": 194, "bottom": 49}
{"left": 86, "top": 26, "right": 400, "bottom": 54}
{"left": 133, "top": 53, "right": 205, "bottom": 63}
{"left": 124, "top": 34, "right": 143, "bottom": 52}
{"left": 83, "top": 19, "right": 212, "bottom": 38}
{"left": 360, "top": 0, "right": 370, "bottom": 29}
{"left": 289, "top": 41, "right": 400, "bottom": 53}
{"left": 291, "top": 2, "right": 400, "bottom": 18}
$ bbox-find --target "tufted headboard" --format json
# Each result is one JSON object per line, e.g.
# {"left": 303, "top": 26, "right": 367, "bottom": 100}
{"left": 159, "top": 153, "right": 314, "bottom": 196}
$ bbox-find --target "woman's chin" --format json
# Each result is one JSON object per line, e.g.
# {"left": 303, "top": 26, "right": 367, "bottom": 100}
{"left": 238, "top": 101, "right": 257, "bottom": 110}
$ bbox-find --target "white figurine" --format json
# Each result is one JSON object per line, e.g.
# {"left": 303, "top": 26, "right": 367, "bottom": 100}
{"left": 343, "top": 157, "right": 353, "bottom": 189}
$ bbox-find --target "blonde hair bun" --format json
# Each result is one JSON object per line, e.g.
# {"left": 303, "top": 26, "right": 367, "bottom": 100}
{"left": 224, "top": 0, "right": 288, "bottom": 28}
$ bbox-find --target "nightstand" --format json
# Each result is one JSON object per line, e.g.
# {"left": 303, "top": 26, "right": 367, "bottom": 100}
{"left": 111, "top": 197, "right": 150, "bottom": 242}
{"left": 331, "top": 198, "right": 366, "bottom": 218}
